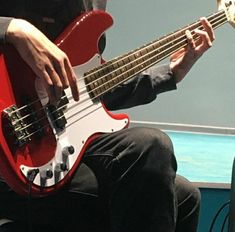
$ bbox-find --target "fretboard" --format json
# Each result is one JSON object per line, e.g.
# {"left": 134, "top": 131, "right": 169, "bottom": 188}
{"left": 85, "top": 8, "right": 228, "bottom": 100}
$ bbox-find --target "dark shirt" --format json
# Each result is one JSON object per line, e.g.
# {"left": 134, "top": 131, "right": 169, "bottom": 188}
{"left": 0, "top": 0, "right": 85, "bottom": 41}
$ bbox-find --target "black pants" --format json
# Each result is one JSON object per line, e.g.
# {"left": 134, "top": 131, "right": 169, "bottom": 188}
{"left": 0, "top": 127, "right": 200, "bottom": 232}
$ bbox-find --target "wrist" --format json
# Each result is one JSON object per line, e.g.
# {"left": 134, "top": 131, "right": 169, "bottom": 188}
{"left": 0, "top": 17, "right": 13, "bottom": 44}
{"left": 6, "top": 19, "right": 31, "bottom": 45}
{"left": 170, "top": 62, "right": 193, "bottom": 84}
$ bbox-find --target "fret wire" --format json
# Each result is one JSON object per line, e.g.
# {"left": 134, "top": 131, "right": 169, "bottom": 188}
{"left": 18, "top": 11, "right": 229, "bottom": 140}
{"left": 101, "top": 22, "right": 226, "bottom": 99}
{"left": 13, "top": 10, "right": 227, "bottom": 126}
{"left": 84, "top": 10, "right": 225, "bottom": 81}
{"left": 85, "top": 11, "right": 227, "bottom": 98}
{"left": 12, "top": 9, "right": 227, "bottom": 121}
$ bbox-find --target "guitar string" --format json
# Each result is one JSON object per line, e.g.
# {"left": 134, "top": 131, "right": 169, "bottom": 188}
{"left": 10, "top": 11, "right": 228, "bottom": 137}
{"left": 33, "top": 10, "right": 229, "bottom": 110}
{"left": 10, "top": 10, "right": 227, "bottom": 132}
{"left": 19, "top": 15, "right": 229, "bottom": 141}
{"left": 80, "top": 10, "right": 226, "bottom": 93}
{"left": 11, "top": 12, "right": 227, "bottom": 137}
{"left": 82, "top": 12, "right": 227, "bottom": 99}
{"left": 9, "top": 9, "right": 226, "bottom": 120}
{"left": 11, "top": 9, "right": 227, "bottom": 122}
{"left": 57, "top": 12, "right": 229, "bottom": 124}
{"left": 9, "top": 11, "right": 227, "bottom": 139}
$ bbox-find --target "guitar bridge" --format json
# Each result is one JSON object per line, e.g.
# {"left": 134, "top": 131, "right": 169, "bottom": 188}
{"left": 3, "top": 99, "right": 45, "bottom": 147}
{"left": 3, "top": 105, "right": 32, "bottom": 147}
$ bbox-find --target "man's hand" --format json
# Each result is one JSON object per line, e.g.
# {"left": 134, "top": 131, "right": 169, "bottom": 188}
{"left": 6, "top": 19, "right": 79, "bottom": 104}
{"left": 170, "top": 17, "right": 215, "bottom": 83}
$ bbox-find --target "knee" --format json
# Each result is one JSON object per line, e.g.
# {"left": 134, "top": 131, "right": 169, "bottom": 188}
{"left": 111, "top": 127, "right": 177, "bottom": 182}
{"left": 143, "top": 127, "right": 176, "bottom": 164}
{"left": 175, "top": 177, "right": 201, "bottom": 231}
{"left": 132, "top": 127, "right": 174, "bottom": 154}
{"left": 146, "top": 127, "right": 174, "bottom": 154}
{"left": 185, "top": 186, "right": 201, "bottom": 211}
{"left": 191, "top": 186, "right": 201, "bottom": 210}
{"left": 176, "top": 176, "right": 201, "bottom": 213}
{"left": 131, "top": 127, "right": 177, "bottom": 174}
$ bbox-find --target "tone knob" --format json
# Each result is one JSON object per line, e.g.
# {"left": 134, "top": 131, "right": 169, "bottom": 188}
{"left": 62, "top": 145, "right": 75, "bottom": 156}
{"left": 41, "top": 169, "right": 53, "bottom": 179}
{"left": 55, "top": 163, "right": 68, "bottom": 172}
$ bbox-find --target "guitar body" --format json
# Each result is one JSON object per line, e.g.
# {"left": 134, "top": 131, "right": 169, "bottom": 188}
{"left": 1, "top": 0, "right": 234, "bottom": 196}
{"left": 0, "top": 10, "right": 129, "bottom": 196}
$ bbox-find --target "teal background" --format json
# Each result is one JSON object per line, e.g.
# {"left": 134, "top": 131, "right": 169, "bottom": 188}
{"left": 103, "top": 0, "right": 235, "bottom": 128}
{"left": 166, "top": 130, "right": 235, "bottom": 183}
{"left": 199, "top": 188, "right": 230, "bottom": 232}
{"left": 102, "top": 1, "right": 235, "bottom": 231}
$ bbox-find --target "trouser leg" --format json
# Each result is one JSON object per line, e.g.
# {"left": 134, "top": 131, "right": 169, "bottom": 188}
{"left": 83, "top": 127, "right": 177, "bottom": 232}
{"left": 175, "top": 175, "right": 201, "bottom": 232}
{"left": 0, "top": 126, "right": 177, "bottom": 232}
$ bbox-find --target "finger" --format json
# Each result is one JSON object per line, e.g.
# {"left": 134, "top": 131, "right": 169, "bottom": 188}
{"left": 64, "top": 58, "right": 79, "bottom": 101}
{"left": 185, "top": 29, "right": 195, "bottom": 49}
{"left": 39, "top": 68, "right": 53, "bottom": 86}
{"left": 200, "top": 17, "right": 215, "bottom": 43}
{"left": 40, "top": 73, "right": 57, "bottom": 105}
{"left": 45, "top": 65, "right": 63, "bottom": 103}
{"left": 53, "top": 58, "right": 70, "bottom": 89}
{"left": 46, "top": 65, "right": 63, "bottom": 88}
{"left": 194, "top": 28, "right": 212, "bottom": 51}
{"left": 48, "top": 85, "right": 62, "bottom": 106}
{"left": 170, "top": 47, "right": 185, "bottom": 60}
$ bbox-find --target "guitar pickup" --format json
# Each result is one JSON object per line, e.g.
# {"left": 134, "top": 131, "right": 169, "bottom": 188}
{"left": 45, "top": 93, "right": 68, "bottom": 131}
{"left": 46, "top": 104, "right": 67, "bottom": 130}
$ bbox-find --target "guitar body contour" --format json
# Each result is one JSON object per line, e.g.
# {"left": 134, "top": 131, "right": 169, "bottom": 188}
{"left": 1, "top": 0, "right": 235, "bottom": 196}
{"left": 0, "top": 10, "right": 129, "bottom": 196}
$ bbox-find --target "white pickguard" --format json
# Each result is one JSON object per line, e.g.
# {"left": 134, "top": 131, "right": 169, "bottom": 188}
{"left": 20, "top": 54, "right": 128, "bottom": 187}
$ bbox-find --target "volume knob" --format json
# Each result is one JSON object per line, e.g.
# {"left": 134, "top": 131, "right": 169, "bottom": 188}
{"left": 55, "top": 162, "right": 68, "bottom": 172}
{"left": 62, "top": 145, "right": 75, "bottom": 156}
{"left": 41, "top": 169, "right": 53, "bottom": 179}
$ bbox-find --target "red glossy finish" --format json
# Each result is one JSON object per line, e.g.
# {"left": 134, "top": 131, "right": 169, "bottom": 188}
{"left": 0, "top": 10, "right": 129, "bottom": 196}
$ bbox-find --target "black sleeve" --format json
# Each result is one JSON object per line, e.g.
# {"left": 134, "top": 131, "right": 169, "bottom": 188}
{"left": 0, "top": 17, "right": 13, "bottom": 44}
{"left": 102, "top": 64, "right": 177, "bottom": 111}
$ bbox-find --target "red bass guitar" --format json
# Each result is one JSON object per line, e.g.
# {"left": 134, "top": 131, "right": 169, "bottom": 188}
{"left": 0, "top": 1, "right": 234, "bottom": 196}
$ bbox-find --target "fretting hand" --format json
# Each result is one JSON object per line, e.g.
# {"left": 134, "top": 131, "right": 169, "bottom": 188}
{"left": 170, "top": 17, "right": 215, "bottom": 83}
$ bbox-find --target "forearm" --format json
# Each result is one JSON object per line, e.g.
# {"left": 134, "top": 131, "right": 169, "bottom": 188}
{"left": 103, "top": 64, "right": 177, "bottom": 111}
{"left": 0, "top": 17, "right": 13, "bottom": 44}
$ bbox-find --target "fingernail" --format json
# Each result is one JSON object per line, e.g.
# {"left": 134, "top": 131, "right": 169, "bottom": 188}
{"left": 185, "top": 30, "right": 193, "bottom": 41}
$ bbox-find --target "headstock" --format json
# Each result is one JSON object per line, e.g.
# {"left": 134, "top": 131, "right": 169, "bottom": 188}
{"left": 217, "top": 0, "right": 235, "bottom": 27}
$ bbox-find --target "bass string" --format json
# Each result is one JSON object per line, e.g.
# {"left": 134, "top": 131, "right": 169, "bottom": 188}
{"left": 9, "top": 10, "right": 228, "bottom": 140}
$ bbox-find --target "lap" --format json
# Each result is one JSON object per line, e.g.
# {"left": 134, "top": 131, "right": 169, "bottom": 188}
{"left": 175, "top": 175, "right": 200, "bottom": 202}
{"left": 0, "top": 127, "right": 197, "bottom": 231}
{"left": 0, "top": 175, "right": 198, "bottom": 232}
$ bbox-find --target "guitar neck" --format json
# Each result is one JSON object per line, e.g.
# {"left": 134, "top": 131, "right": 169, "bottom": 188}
{"left": 85, "top": 8, "right": 228, "bottom": 99}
